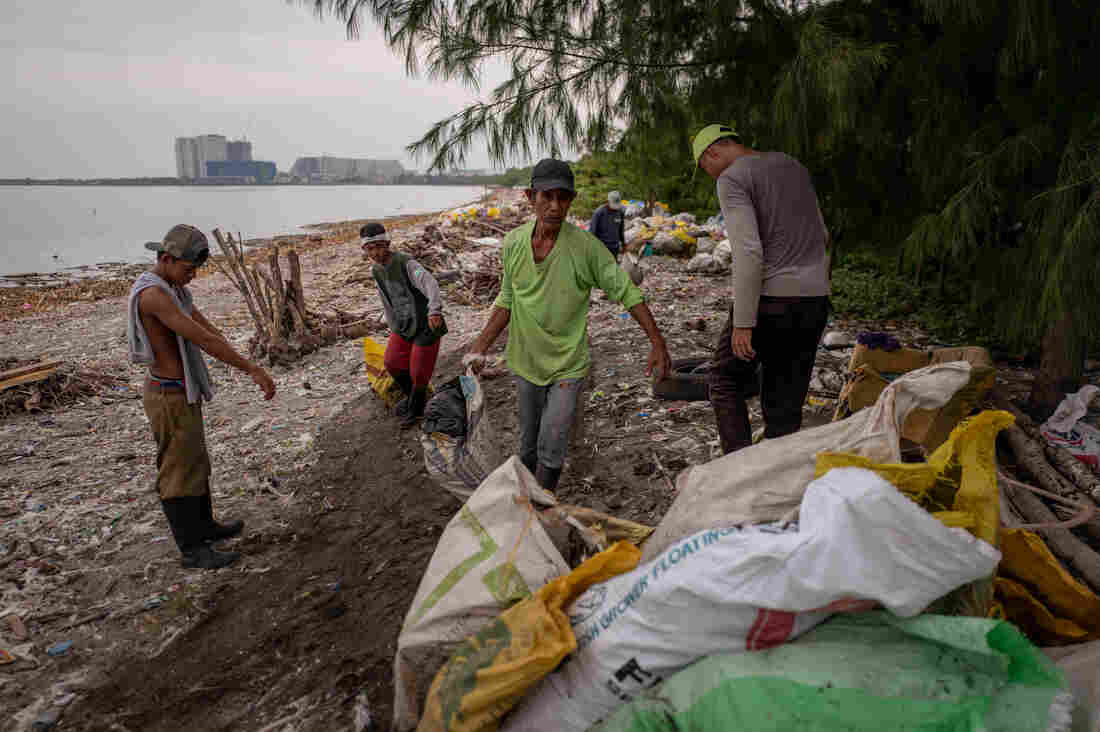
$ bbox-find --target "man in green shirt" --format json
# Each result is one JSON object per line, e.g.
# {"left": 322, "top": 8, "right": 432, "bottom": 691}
{"left": 467, "top": 159, "right": 672, "bottom": 491}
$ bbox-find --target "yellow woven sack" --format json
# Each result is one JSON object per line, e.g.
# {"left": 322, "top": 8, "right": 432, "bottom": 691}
{"left": 994, "top": 577, "right": 1090, "bottom": 644}
{"left": 417, "top": 541, "right": 641, "bottom": 732}
{"left": 363, "top": 336, "right": 403, "bottom": 407}
{"left": 996, "top": 528, "right": 1100, "bottom": 644}
{"left": 816, "top": 410, "right": 1014, "bottom": 548}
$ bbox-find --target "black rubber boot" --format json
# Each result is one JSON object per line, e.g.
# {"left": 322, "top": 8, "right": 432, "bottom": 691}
{"left": 199, "top": 492, "right": 244, "bottom": 542}
{"left": 400, "top": 387, "right": 428, "bottom": 429}
{"left": 389, "top": 370, "right": 414, "bottom": 416}
{"left": 161, "top": 497, "right": 240, "bottom": 570}
{"left": 181, "top": 543, "right": 241, "bottom": 570}
{"left": 535, "top": 463, "right": 562, "bottom": 492}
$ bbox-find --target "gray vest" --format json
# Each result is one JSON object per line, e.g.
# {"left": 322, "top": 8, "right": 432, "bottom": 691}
{"left": 372, "top": 252, "right": 446, "bottom": 345}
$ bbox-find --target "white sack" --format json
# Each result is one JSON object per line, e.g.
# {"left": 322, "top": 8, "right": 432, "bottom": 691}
{"left": 643, "top": 362, "right": 974, "bottom": 561}
{"left": 393, "top": 456, "right": 569, "bottom": 731}
{"left": 504, "top": 467, "right": 1000, "bottom": 732}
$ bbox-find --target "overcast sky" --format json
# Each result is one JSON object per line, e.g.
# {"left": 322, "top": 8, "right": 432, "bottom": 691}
{"left": 5, "top": 0, "right": 512, "bottom": 178}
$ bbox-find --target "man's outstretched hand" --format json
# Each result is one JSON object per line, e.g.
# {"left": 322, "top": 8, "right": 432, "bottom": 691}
{"left": 731, "top": 327, "right": 756, "bottom": 361}
{"left": 251, "top": 367, "right": 276, "bottom": 400}
{"left": 647, "top": 340, "right": 673, "bottom": 380}
{"left": 462, "top": 351, "right": 487, "bottom": 374}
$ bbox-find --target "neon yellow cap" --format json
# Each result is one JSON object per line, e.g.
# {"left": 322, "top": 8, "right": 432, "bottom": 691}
{"left": 691, "top": 124, "right": 741, "bottom": 178}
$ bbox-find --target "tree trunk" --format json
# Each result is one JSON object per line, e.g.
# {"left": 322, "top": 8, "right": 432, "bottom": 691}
{"left": 1029, "top": 312, "right": 1081, "bottom": 418}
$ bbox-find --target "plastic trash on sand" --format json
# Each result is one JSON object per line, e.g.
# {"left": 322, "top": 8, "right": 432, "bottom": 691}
{"left": 592, "top": 612, "right": 1072, "bottom": 732}
{"left": 1041, "top": 385, "right": 1100, "bottom": 471}
{"left": 503, "top": 467, "right": 1001, "bottom": 732}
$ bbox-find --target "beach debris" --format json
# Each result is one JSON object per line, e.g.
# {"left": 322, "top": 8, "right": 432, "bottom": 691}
{"left": 0, "top": 357, "right": 127, "bottom": 418}
{"left": 45, "top": 641, "right": 73, "bottom": 657}
{"left": 353, "top": 690, "right": 378, "bottom": 732}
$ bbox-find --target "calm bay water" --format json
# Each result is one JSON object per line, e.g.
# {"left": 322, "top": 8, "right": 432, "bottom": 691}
{"left": 0, "top": 184, "right": 486, "bottom": 277}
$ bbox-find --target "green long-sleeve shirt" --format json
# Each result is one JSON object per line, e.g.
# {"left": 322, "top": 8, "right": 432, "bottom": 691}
{"left": 494, "top": 220, "right": 645, "bottom": 385}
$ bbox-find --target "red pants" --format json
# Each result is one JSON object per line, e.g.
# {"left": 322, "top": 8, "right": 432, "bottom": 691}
{"left": 384, "top": 333, "right": 440, "bottom": 388}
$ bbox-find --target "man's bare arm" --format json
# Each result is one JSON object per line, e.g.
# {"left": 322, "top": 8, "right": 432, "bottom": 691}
{"left": 627, "top": 302, "right": 672, "bottom": 379}
{"left": 142, "top": 289, "right": 252, "bottom": 370}
{"left": 190, "top": 307, "right": 231, "bottom": 345}
{"left": 470, "top": 306, "right": 511, "bottom": 355}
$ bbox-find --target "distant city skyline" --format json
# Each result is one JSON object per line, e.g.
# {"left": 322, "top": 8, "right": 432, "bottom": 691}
{"left": 5, "top": 0, "right": 520, "bottom": 179}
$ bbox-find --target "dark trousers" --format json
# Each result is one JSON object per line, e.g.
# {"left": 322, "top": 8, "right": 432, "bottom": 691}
{"left": 709, "top": 296, "right": 829, "bottom": 454}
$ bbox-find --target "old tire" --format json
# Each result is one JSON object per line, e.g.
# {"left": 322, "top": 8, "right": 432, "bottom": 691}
{"left": 652, "top": 357, "right": 762, "bottom": 402}
{"left": 652, "top": 357, "right": 712, "bottom": 401}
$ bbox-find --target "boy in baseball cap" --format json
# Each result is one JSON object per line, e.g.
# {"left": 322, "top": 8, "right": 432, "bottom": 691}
{"left": 144, "top": 224, "right": 211, "bottom": 266}
{"left": 128, "top": 224, "right": 276, "bottom": 569}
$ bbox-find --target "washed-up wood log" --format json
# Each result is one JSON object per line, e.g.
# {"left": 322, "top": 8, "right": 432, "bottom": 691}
{"left": 0, "top": 360, "right": 126, "bottom": 417}
{"left": 997, "top": 396, "right": 1100, "bottom": 502}
{"left": 1001, "top": 422, "right": 1100, "bottom": 546}
{"left": 211, "top": 229, "right": 379, "bottom": 367}
{"left": 0, "top": 360, "right": 63, "bottom": 391}
{"left": 1001, "top": 473, "right": 1100, "bottom": 593}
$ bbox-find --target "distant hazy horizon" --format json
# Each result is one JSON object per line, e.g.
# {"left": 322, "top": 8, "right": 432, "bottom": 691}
{"left": 0, "top": 184, "right": 486, "bottom": 276}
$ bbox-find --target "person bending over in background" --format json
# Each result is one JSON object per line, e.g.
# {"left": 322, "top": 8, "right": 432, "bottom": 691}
{"left": 692, "top": 124, "right": 830, "bottom": 454}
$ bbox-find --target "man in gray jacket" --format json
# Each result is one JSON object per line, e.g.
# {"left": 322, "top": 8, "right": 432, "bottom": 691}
{"left": 692, "top": 124, "right": 830, "bottom": 454}
{"left": 588, "top": 190, "right": 626, "bottom": 261}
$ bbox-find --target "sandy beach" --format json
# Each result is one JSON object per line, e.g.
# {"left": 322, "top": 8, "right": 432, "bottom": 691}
{"left": 0, "top": 189, "right": 1048, "bottom": 729}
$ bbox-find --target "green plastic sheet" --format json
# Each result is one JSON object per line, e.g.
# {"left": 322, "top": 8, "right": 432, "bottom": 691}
{"left": 592, "top": 613, "right": 1071, "bottom": 732}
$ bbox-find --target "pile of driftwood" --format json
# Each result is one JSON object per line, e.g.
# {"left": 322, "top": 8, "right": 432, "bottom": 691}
{"left": 0, "top": 279, "right": 132, "bottom": 322}
{"left": 0, "top": 358, "right": 127, "bottom": 417}
{"left": 211, "top": 230, "right": 380, "bottom": 367}
{"left": 996, "top": 396, "right": 1100, "bottom": 595}
{"left": 396, "top": 224, "right": 504, "bottom": 306}
{"left": 460, "top": 260, "right": 503, "bottom": 306}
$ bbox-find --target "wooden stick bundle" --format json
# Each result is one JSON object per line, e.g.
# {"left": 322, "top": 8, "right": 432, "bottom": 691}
{"left": 211, "top": 229, "right": 378, "bottom": 366}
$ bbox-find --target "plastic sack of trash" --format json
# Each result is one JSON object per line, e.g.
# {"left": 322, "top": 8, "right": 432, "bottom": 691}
{"left": 393, "top": 457, "right": 570, "bottom": 731}
{"left": 422, "top": 377, "right": 467, "bottom": 438}
{"left": 502, "top": 467, "right": 1001, "bottom": 732}
{"left": 416, "top": 541, "right": 641, "bottom": 732}
{"left": 421, "top": 371, "right": 504, "bottom": 501}
{"left": 1041, "top": 385, "right": 1100, "bottom": 471}
{"left": 592, "top": 612, "right": 1072, "bottom": 732}
{"left": 643, "top": 362, "right": 977, "bottom": 562}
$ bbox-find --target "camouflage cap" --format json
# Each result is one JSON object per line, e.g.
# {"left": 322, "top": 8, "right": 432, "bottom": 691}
{"left": 145, "top": 224, "right": 210, "bottom": 263}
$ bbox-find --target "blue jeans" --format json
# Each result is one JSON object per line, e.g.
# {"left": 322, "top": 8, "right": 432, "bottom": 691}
{"left": 517, "top": 376, "right": 585, "bottom": 471}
